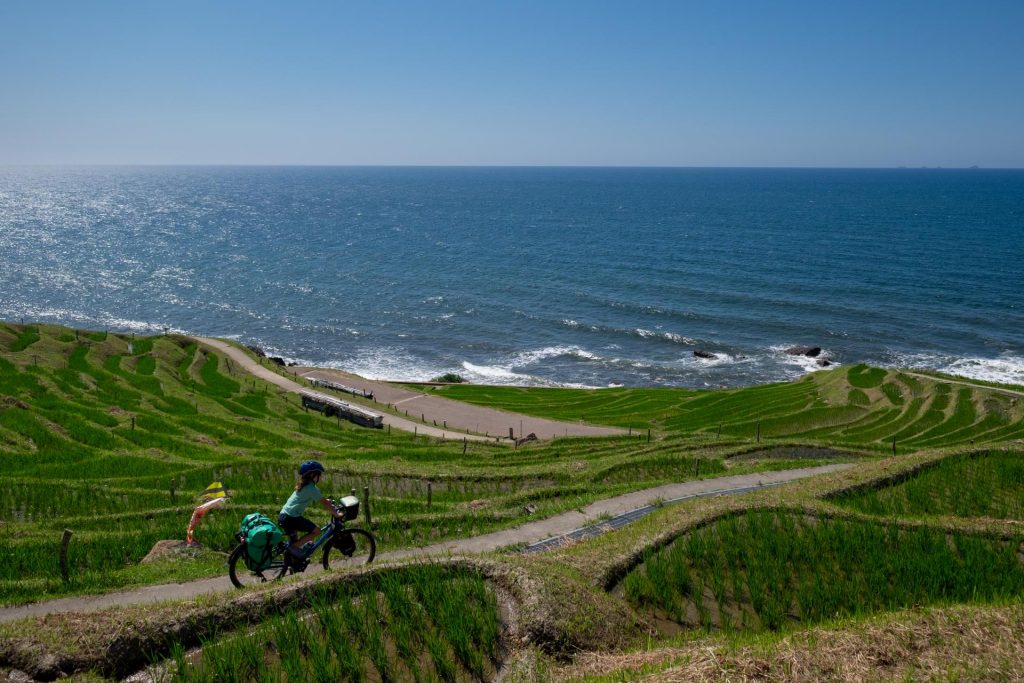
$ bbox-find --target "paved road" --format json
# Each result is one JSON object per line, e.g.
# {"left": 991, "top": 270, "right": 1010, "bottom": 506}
{"left": 197, "top": 338, "right": 623, "bottom": 441}
{"left": 0, "top": 464, "right": 850, "bottom": 623}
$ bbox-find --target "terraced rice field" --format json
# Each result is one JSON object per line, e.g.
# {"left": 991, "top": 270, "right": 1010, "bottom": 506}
{"left": 836, "top": 449, "right": 1024, "bottom": 520}
{"left": 622, "top": 510, "right": 1024, "bottom": 633}
{"left": 429, "top": 364, "right": 1024, "bottom": 450}
{"left": 158, "top": 566, "right": 501, "bottom": 683}
{"left": 5, "top": 321, "right": 1024, "bottom": 681}
{"left": 0, "top": 323, "right": 813, "bottom": 603}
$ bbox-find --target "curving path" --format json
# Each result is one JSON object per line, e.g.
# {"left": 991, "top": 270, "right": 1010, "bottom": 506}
{"left": 196, "top": 337, "right": 624, "bottom": 441}
{"left": 0, "top": 463, "right": 850, "bottom": 623}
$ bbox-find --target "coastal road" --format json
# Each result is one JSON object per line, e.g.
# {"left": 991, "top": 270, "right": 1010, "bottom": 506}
{"left": 0, "top": 463, "right": 850, "bottom": 623}
{"left": 299, "top": 367, "right": 625, "bottom": 440}
{"left": 196, "top": 337, "right": 623, "bottom": 441}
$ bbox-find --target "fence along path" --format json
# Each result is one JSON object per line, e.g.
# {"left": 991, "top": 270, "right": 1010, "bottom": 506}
{"left": 0, "top": 464, "right": 850, "bottom": 622}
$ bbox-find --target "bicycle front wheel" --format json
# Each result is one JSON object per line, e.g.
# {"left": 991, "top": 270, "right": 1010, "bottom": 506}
{"left": 228, "top": 543, "right": 288, "bottom": 588}
{"left": 322, "top": 528, "right": 376, "bottom": 570}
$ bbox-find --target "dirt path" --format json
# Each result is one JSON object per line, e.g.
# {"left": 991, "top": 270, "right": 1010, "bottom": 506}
{"left": 0, "top": 463, "right": 850, "bottom": 623}
{"left": 197, "top": 338, "right": 623, "bottom": 441}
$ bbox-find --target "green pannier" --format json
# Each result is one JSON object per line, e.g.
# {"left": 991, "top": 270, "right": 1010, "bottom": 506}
{"left": 239, "top": 512, "right": 283, "bottom": 571}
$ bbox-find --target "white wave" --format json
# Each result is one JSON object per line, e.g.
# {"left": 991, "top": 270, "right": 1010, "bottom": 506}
{"left": 770, "top": 345, "right": 836, "bottom": 374}
{"left": 636, "top": 328, "right": 657, "bottom": 338}
{"left": 459, "top": 360, "right": 598, "bottom": 388}
{"left": 893, "top": 352, "right": 1024, "bottom": 386}
{"left": 663, "top": 332, "right": 697, "bottom": 345}
{"left": 689, "top": 352, "right": 749, "bottom": 367}
{"left": 509, "top": 345, "right": 597, "bottom": 367}
{"left": 340, "top": 347, "right": 440, "bottom": 382}
{"left": 7, "top": 304, "right": 186, "bottom": 335}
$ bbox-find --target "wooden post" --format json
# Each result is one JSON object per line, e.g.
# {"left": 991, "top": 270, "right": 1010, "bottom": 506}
{"left": 756, "top": 423, "right": 760, "bottom": 443}
{"left": 892, "top": 437, "right": 897, "bottom": 456}
{"left": 363, "top": 486, "right": 371, "bottom": 526}
{"left": 427, "top": 482, "right": 432, "bottom": 509}
{"left": 463, "top": 437, "right": 467, "bottom": 454}
{"left": 414, "top": 426, "right": 417, "bottom": 437}
{"left": 647, "top": 428, "right": 651, "bottom": 442}
{"left": 717, "top": 424, "right": 722, "bottom": 438}
{"left": 443, "top": 420, "right": 447, "bottom": 429}
{"left": 131, "top": 416, "right": 135, "bottom": 431}
{"left": 351, "top": 487, "right": 356, "bottom": 497}
{"left": 509, "top": 427, "right": 514, "bottom": 440}
{"left": 629, "top": 426, "right": 632, "bottom": 436}
{"left": 60, "top": 529, "right": 73, "bottom": 582}
{"left": 169, "top": 479, "right": 176, "bottom": 503}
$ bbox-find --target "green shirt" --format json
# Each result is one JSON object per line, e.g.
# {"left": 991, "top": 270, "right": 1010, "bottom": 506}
{"left": 280, "top": 484, "right": 323, "bottom": 517}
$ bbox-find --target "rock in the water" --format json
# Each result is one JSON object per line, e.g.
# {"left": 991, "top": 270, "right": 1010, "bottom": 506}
{"left": 817, "top": 358, "right": 833, "bottom": 367}
{"left": 693, "top": 350, "right": 717, "bottom": 359}
{"left": 269, "top": 356, "right": 286, "bottom": 366}
{"left": 785, "top": 346, "right": 822, "bottom": 357}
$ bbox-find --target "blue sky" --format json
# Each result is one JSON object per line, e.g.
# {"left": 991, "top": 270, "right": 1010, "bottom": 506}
{"left": 1, "top": 1, "right": 1022, "bottom": 166}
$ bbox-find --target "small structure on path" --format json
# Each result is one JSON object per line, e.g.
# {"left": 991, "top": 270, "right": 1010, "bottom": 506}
{"left": 301, "top": 390, "right": 384, "bottom": 428}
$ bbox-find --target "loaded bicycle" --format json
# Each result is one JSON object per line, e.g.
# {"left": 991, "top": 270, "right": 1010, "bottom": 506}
{"left": 228, "top": 495, "right": 375, "bottom": 588}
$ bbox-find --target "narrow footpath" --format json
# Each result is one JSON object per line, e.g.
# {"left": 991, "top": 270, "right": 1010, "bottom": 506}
{"left": 0, "top": 463, "right": 850, "bottom": 623}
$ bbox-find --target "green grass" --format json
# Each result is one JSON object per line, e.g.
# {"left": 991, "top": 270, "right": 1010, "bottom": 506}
{"left": 1, "top": 322, "right": 1022, "bottom": 605}
{"left": 623, "top": 510, "right": 1024, "bottom": 633}
{"left": 835, "top": 450, "right": 1024, "bottom": 520}
{"left": 1, "top": 323, "right": 830, "bottom": 605}
{"left": 161, "top": 565, "right": 501, "bottom": 683}
{"left": 424, "top": 368, "right": 1022, "bottom": 450}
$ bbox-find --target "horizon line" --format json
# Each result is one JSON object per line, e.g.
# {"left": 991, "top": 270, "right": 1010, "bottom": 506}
{"left": 2, "top": 163, "right": 1020, "bottom": 170}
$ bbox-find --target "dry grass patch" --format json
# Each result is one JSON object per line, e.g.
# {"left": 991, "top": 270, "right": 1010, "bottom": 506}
{"left": 555, "top": 601, "right": 1024, "bottom": 682}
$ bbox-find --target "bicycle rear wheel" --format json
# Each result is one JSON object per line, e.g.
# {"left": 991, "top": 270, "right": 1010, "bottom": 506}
{"left": 322, "top": 528, "right": 376, "bottom": 570}
{"left": 228, "top": 543, "right": 289, "bottom": 588}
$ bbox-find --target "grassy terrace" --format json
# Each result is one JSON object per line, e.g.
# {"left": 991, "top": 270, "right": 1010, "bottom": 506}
{"left": 423, "top": 363, "right": 1024, "bottom": 447}
{"left": 3, "top": 321, "right": 1024, "bottom": 681}
{"left": 0, "top": 323, "right": 883, "bottom": 605}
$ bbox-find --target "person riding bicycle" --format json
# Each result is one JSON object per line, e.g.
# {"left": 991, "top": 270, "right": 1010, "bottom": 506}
{"left": 279, "top": 460, "right": 342, "bottom": 557}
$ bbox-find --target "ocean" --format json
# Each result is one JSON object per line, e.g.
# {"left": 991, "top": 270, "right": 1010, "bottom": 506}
{"left": 1, "top": 166, "right": 1022, "bottom": 388}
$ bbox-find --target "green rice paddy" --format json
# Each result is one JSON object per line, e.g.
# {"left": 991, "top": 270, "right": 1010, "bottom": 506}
{"left": 0, "top": 323, "right": 827, "bottom": 604}
{"left": 3, "top": 320, "right": 1024, "bottom": 681}
{"left": 836, "top": 450, "right": 1024, "bottom": 520}
{"left": 623, "top": 510, "right": 1024, "bottom": 633}
{"left": 158, "top": 566, "right": 501, "bottom": 683}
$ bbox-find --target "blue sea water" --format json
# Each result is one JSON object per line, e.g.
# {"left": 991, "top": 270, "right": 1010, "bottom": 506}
{"left": 1, "top": 166, "right": 1022, "bottom": 388}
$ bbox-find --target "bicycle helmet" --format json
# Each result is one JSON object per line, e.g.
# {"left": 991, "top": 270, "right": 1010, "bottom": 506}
{"left": 299, "top": 460, "right": 325, "bottom": 477}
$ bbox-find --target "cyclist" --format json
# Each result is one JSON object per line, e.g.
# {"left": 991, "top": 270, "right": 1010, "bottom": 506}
{"left": 279, "top": 460, "right": 342, "bottom": 557}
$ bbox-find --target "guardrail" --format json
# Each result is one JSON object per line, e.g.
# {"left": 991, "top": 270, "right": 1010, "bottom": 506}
{"left": 309, "top": 377, "right": 374, "bottom": 400}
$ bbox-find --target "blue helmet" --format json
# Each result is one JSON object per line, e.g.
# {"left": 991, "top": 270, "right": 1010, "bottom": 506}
{"left": 299, "top": 460, "right": 325, "bottom": 477}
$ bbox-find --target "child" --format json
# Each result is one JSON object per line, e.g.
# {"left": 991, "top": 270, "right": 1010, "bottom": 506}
{"left": 279, "top": 460, "right": 342, "bottom": 556}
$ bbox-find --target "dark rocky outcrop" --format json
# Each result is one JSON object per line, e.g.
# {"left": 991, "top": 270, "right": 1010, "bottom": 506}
{"left": 693, "top": 350, "right": 717, "bottom": 360}
{"left": 245, "top": 345, "right": 266, "bottom": 358}
{"left": 785, "top": 346, "right": 822, "bottom": 357}
{"left": 269, "top": 356, "right": 286, "bottom": 366}
{"left": 817, "top": 358, "right": 833, "bottom": 367}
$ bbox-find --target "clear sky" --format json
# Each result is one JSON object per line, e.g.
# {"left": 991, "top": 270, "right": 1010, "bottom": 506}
{"left": 1, "top": 1, "right": 1022, "bottom": 167}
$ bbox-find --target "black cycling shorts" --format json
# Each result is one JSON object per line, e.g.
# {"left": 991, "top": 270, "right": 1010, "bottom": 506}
{"left": 278, "top": 514, "right": 317, "bottom": 536}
